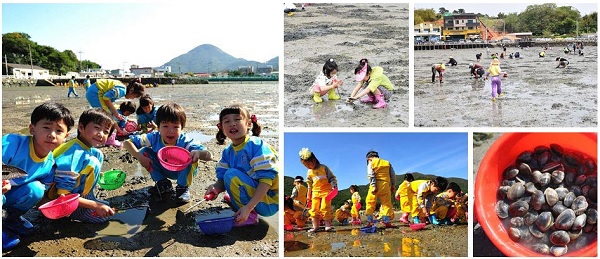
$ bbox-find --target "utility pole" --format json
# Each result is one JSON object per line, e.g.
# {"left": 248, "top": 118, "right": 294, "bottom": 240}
{"left": 4, "top": 54, "right": 8, "bottom": 77}
{"left": 78, "top": 50, "right": 83, "bottom": 73}
{"left": 28, "top": 44, "right": 34, "bottom": 78}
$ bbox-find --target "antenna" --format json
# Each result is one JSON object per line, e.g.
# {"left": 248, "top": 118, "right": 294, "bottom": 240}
{"left": 78, "top": 50, "right": 83, "bottom": 72}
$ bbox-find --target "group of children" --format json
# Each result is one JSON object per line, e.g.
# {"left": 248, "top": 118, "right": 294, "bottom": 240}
{"left": 3, "top": 83, "right": 279, "bottom": 250}
{"left": 309, "top": 58, "right": 395, "bottom": 109}
{"left": 284, "top": 148, "right": 466, "bottom": 233}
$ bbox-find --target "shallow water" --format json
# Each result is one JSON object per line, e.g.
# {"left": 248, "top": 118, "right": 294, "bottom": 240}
{"left": 414, "top": 46, "right": 597, "bottom": 127}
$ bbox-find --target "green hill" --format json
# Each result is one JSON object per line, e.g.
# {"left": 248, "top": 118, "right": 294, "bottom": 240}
{"left": 284, "top": 173, "right": 467, "bottom": 210}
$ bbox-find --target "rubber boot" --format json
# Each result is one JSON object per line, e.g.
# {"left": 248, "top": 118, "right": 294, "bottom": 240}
{"left": 327, "top": 89, "right": 340, "bottom": 100}
{"left": 105, "top": 132, "right": 122, "bottom": 148}
{"left": 372, "top": 94, "right": 387, "bottom": 109}
{"left": 312, "top": 92, "right": 323, "bottom": 103}
{"left": 324, "top": 220, "right": 333, "bottom": 231}
{"left": 413, "top": 216, "right": 420, "bottom": 224}
{"left": 381, "top": 216, "right": 394, "bottom": 228}
{"left": 366, "top": 215, "right": 374, "bottom": 227}
{"left": 429, "top": 215, "right": 441, "bottom": 225}
{"left": 360, "top": 92, "right": 376, "bottom": 104}
{"left": 2, "top": 229, "right": 20, "bottom": 251}
{"left": 308, "top": 216, "right": 321, "bottom": 233}
{"left": 399, "top": 213, "right": 409, "bottom": 224}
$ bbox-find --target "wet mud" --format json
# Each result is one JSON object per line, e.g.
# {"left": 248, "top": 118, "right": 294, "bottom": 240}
{"left": 284, "top": 3, "right": 409, "bottom": 127}
{"left": 2, "top": 83, "right": 279, "bottom": 257}
{"left": 283, "top": 214, "right": 467, "bottom": 257}
{"left": 414, "top": 46, "right": 597, "bottom": 127}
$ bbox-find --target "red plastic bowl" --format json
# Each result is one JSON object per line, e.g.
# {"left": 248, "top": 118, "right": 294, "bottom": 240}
{"left": 475, "top": 132, "right": 597, "bottom": 257}
{"left": 158, "top": 146, "right": 192, "bottom": 171}
{"left": 409, "top": 223, "right": 426, "bottom": 231}
{"left": 326, "top": 187, "right": 338, "bottom": 201}
{"left": 124, "top": 121, "right": 138, "bottom": 133}
{"left": 38, "top": 193, "right": 80, "bottom": 219}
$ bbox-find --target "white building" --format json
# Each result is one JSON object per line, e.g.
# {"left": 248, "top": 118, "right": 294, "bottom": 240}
{"left": 130, "top": 67, "right": 153, "bottom": 78}
{"left": 2, "top": 63, "right": 50, "bottom": 79}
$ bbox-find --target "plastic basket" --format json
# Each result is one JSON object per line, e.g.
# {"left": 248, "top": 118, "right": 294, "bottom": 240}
{"left": 99, "top": 169, "right": 126, "bottom": 190}
{"left": 360, "top": 225, "right": 376, "bottom": 233}
{"left": 409, "top": 223, "right": 426, "bottom": 231}
{"left": 158, "top": 146, "right": 192, "bottom": 171}
{"left": 197, "top": 216, "right": 235, "bottom": 235}
{"left": 38, "top": 193, "right": 80, "bottom": 219}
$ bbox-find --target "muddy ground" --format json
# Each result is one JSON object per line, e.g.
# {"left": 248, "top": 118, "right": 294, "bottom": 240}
{"left": 283, "top": 212, "right": 467, "bottom": 257}
{"left": 284, "top": 3, "right": 409, "bottom": 127}
{"left": 414, "top": 46, "right": 597, "bottom": 127}
{"left": 1, "top": 82, "right": 279, "bottom": 256}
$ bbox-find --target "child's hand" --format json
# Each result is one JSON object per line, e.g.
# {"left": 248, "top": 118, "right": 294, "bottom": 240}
{"left": 371, "top": 186, "right": 378, "bottom": 194}
{"left": 205, "top": 183, "right": 223, "bottom": 199}
{"left": 394, "top": 194, "right": 400, "bottom": 201}
{"left": 2, "top": 180, "right": 11, "bottom": 194}
{"left": 234, "top": 205, "right": 252, "bottom": 225}
{"left": 94, "top": 204, "right": 115, "bottom": 218}
{"left": 148, "top": 121, "right": 157, "bottom": 130}
{"left": 139, "top": 153, "right": 153, "bottom": 172}
{"left": 421, "top": 207, "right": 429, "bottom": 217}
{"left": 191, "top": 150, "right": 213, "bottom": 163}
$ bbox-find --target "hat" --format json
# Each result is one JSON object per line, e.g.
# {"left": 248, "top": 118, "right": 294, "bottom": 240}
{"left": 469, "top": 63, "right": 473, "bottom": 68}
{"left": 366, "top": 150, "right": 379, "bottom": 158}
{"left": 346, "top": 199, "right": 352, "bottom": 204}
{"left": 294, "top": 176, "right": 304, "bottom": 182}
{"left": 440, "top": 64, "right": 446, "bottom": 70}
{"left": 355, "top": 62, "right": 368, "bottom": 82}
{"left": 299, "top": 148, "right": 312, "bottom": 160}
{"left": 491, "top": 59, "right": 500, "bottom": 65}
{"left": 449, "top": 56, "right": 453, "bottom": 59}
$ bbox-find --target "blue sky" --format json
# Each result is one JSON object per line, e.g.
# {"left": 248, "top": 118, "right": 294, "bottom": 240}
{"left": 2, "top": 2, "right": 281, "bottom": 70}
{"left": 284, "top": 132, "right": 468, "bottom": 190}
{"left": 415, "top": 3, "right": 597, "bottom": 16}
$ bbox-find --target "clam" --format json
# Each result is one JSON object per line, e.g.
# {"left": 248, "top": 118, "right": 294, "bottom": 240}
{"left": 575, "top": 175, "right": 587, "bottom": 186}
{"left": 563, "top": 192, "right": 576, "bottom": 207}
{"left": 510, "top": 217, "right": 524, "bottom": 228}
{"left": 542, "top": 162, "right": 561, "bottom": 173}
{"left": 571, "top": 214, "right": 587, "bottom": 231}
{"left": 525, "top": 182, "right": 537, "bottom": 194}
{"left": 495, "top": 200, "right": 509, "bottom": 219}
{"left": 551, "top": 203, "right": 567, "bottom": 217}
{"left": 507, "top": 182, "right": 526, "bottom": 201}
{"left": 539, "top": 173, "right": 551, "bottom": 187}
{"left": 588, "top": 187, "right": 597, "bottom": 202}
{"left": 508, "top": 200, "right": 530, "bottom": 217}
{"left": 581, "top": 185, "right": 590, "bottom": 197}
{"left": 534, "top": 145, "right": 550, "bottom": 155}
{"left": 551, "top": 170, "right": 565, "bottom": 185}
{"left": 531, "top": 190, "right": 546, "bottom": 210}
{"left": 517, "top": 163, "right": 531, "bottom": 177}
{"left": 524, "top": 211, "right": 539, "bottom": 226}
{"left": 554, "top": 209, "right": 575, "bottom": 230}
{"left": 568, "top": 229, "right": 582, "bottom": 241}
{"left": 550, "top": 230, "right": 570, "bottom": 246}
{"left": 517, "top": 150, "right": 534, "bottom": 164}
{"left": 531, "top": 170, "right": 543, "bottom": 184}
{"left": 497, "top": 185, "right": 510, "bottom": 199}
{"left": 585, "top": 208, "right": 597, "bottom": 225}
{"left": 544, "top": 187, "right": 559, "bottom": 207}
{"left": 537, "top": 151, "right": 550, "bottom": 167}
{"left": 555, "top": 186, "right": 569, "bottom": 201}
{"left": 586, "top": 176, "right": 597, "bottom": 188}
{"left": 584, "top": 157, "right": 597, "bottom": 173}
{"left": 529, "top": 224, "right": 545, "bottom": 238}
{"left": 564, "top": 171, "right": 576, "bottom": 186}
{"left": 550, "top": 245, "right": 568, "bottom": 257}
{"left": 504, "top": 165, "right": 520, "bottom": 179}
{"left": 562, "top": 153, "right": 580, "bottom": 168}
{"left": 508, "top": 227, "right": 523, "bottom": 242}
{"left": 550, "top": 144, "right": 564, "bottom": 157}
{"left": 536, "top": 211, "right": 554, "bottom": 232}
{"left": 532, "top": 243, "right": 550, "bottom": 255}
{"left": 571, "top": 185, "right": 582, "bottom": 197}
{"left": 583, "top": 223, "right": 594, "bottom": 233}
{"left": 571, "top": 196, "right": 588, "bottom": 215}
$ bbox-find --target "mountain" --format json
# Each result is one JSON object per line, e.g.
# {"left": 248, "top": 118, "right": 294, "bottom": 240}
{"left": 162, "top": 44, "right": 278, "bottom": 73}
{"left": 283, "top": 173, "right": 468, "bottom": 210}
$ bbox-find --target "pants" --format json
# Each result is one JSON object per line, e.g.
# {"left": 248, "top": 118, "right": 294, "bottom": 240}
{"left": 491, "top": 76, "right": 502, "bottom": 97}
{"left": 351, "top": 204, "right": 360, "bottom": 218}
{"left": 431, "top": 67, "right": 442, "bottom": 83}
{"left": 69, "top": 192, "right": 110, "bottom": 223}
{"left": 2, "top": 181, "right": 45, "bottom": 214}
{"left": 139, "top": 147, "right": 198, "bottom": 187}
{"left": 411, "top": 192, "right": 435, "bottom": 217}
{"left": 309, "top": 192, "right": 332, "bottom": 220}
{"left": 67, "top": 87, "right": 78, "bottom": 97}
{"left": 223, "top": 168, "right": 278, "bottom": 217}
{"left": 365, "top": 181, "right": 394, "bottom": 219}
{"left": 362, "top": 84, "right": 392, "bottom": 100}
{"left": 400, "top": 193, "right": 413, "bottom": 214}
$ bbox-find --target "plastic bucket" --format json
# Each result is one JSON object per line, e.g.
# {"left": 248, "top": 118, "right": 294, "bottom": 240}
{"left": 38, "top": 193, "right": 80, "bottom": 219}
{"left": 99, "top": 169, "right": 126, "bottom": 190}
{"left": 158, "top": 146, "right": 192, "bottom": 171}
{"left": 197, "top": 216, "right": 234, "bottom": 235}
{"left": 475, "top": 132, "right": 597, "bottom": 256}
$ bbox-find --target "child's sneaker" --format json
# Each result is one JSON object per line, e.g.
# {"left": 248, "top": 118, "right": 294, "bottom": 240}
{"left": 2, "top": 229, "right": 20, "bottom": 251}
{"left": 491, "top": 97, "right": 496, "bottom": 102}
{"left": 4, "top": 216, "right": 34, "bottom": 236}
{"left": 234, "top": 210, "right": 259, "bottom": 227}
{"left": 498, "top": 93, "right": 504, "bottom": 98}
{"left": 148, "top": 179, "right": 173, "bottom": 197}
{"left": 175, "top": 185, "right": 191, "bottom": 203}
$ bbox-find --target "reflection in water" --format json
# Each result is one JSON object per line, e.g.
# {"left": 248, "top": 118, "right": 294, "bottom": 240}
{"left": 351, "top": 228, "right": 360, "bottom": 236}
{"left": 400, "top": 237, "right": 421, "bottom": 257}
{"left": 490, "top": 99, "right": 503, "bottom": 127}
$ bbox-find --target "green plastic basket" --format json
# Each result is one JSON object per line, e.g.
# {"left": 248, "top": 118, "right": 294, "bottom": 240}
{"left": 99, "top": 169, "right": 126, "bottom": 190}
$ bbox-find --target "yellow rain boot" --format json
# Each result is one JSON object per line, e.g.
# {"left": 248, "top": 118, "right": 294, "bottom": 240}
{"left": 327, "top": 89, "right": 340, "bottom": 100}
{"left": 313, "top": 92, "right": 323, "bottom": 103}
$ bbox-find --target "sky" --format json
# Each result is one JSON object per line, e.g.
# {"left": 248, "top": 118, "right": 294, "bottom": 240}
{"left": 2, "top": 2, "right": 281, "bottom": 70}
{"left": 284, "top": 132, "right": 468, "bottom": 190}
{"left": 415, "top": 3, "right": 598, "bottom": 16}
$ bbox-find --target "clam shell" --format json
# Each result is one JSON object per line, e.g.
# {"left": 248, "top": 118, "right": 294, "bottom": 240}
{"left": 551, "top": 170, "right": 565, "bottom": 185}
{"left": 554, "top": 209, "right": 575, "bottom": 230}
{"left": 586, "top": 208, "right": 597, "bottom": 225}
{"left": 510, "top": 217, "right": 524, "bottom": 228}
{"left": 495, "top": 200, "right": 509, "bottom": 219}
{"left": 550, "top": 230, "right": 570, "bottom": 246}
{"left": 503, "top": 165, "right": 520, "bottom": 179}
{"left": 525, "top": 182, "right": 537, "bottom": 194}
{"left": 507, "top": 182, "right": 526, "bottom": 201}
{"left": 532, "top": 243, "right": 550, "bottom": 255}
{"left": 508, "top": 200, "right": 529, "bottom": 217}
{"left": 536, "top": 211, "right": 554, "bottom": 232}
{"left": 550, "top": 245, "right": 568, "bottom": 257}
{"left": 571, "top": 196, "right": 588, "bottom": 215}
{"left": 544, "top": 187, "right": 559, "bottom": 207}
{"left": 571, "top": 214, "right": 587, "bottom": 231}
{"left": 549, "top": 144, "right": 564, "bottom": 157}
{"left": 529, "top": 224, "right": 545, "bottom": 239}
{"left": 531, "top": 190, "right": 546, "bottom": 211}
{"left": 555, "top": 186, "right": 569, "bottom": 201}
{"left": 563, "top": 192, "right": 576, "bottom": 207}
{"left": 524, "top": 211, "right": 539, "bottom": 226}
{"left": 539, "top": 172, "right": 551, "bottom": 187}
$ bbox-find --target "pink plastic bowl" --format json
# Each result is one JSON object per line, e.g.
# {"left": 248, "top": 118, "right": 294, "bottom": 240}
{"left": 475, "top": 132, "right": 597, "bottom": 257}
{"left": 38, "top": 193, "right": 80, "bottom": 219}
{"left": 124, "top": 121, "right": 138, "bottom": 132}
{"left": 409, "top": 223, "right": 426, "bottom": 231}
{"left": 284, "top": 224, "right": 294, "bottom": 231}
{"left": 326, "top": 187, "right": 338, "bottom": 201}
{"left": 158, "top": 146, "right": 192, "bottom": 171}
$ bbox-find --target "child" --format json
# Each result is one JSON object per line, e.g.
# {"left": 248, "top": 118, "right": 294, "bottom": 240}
{"left": 310, "top": 59, "right": 343, "bottom": 103}
{"left": 136, "top": 94, "right": 158, "bottom": 133}
{"left": 299, "top": 148, "right": 337, "bottom": 232}
{"left": 429, "top": 182, "right": 461, "bottom": 225}
{"left": 2, "top": 102, "right": 74, "bottom": 250}
{"left": 113, "top": 101, "right": 136, "bottom": 140}
{"left": 284, "top": 196, "right": 307, "bottom": 229}
{"left": 539, "top": 50, "right": 546, "bottom": 58}
{"left": 83, "top": 75, "right": 91, "bottom": 91}
{"left": 205, "top": 104, "right": 278, "bottom": 226}
{"left": 47, "top": 108, "right": 116, "bottom": 223}
{"left": 349, "top": 59, "right": 394, "bottom": 109}
{"left": 349, "top": 185, "right": 362, "bottom": 225}
{"left": 124, "top": 102, "right": 212, "bottom": 203}
{"left": 556, "top": 57, "right": 569, "bottom": 68}
{"left": 409, "top": 176, "right": 448, "bottom": 224}
{"left": 469, "top": 63, "right": 485, "bottom": 79}
{"left": 334, "top": 200, "right": 352, "bottom": 225}
{"left": 484, "top": 58, "right": 508, "bottom": 102}
{"left": 475, "top": 53, "right": 482, "bottom": 62}
{"left": 431, "top": 63, "right": 445, "bottom": 84}
{"left": 446, "top": 56, "right": 457, "bottom": 66}
{"left": 67, "top": 76, "right": 79, "bottom": 98}
{"left": 454, "top": 192, "right": 468, "bottom": 223}
{"left": 364, "top": 150, "right": 396, "bottom": 227}
{"left": 394, "top": 173, "right": 414, "bottom": 224}
{"left": 290, "top": 176, "right": 308, "bottom": 228}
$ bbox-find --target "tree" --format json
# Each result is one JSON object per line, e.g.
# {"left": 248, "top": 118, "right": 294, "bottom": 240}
{"left": 2, "top": 32, "right": 34, "bottom": 64}
{"left": 580, "top": 12, "right": 598, "bottom": 33}
{"left": 497, "top": 12, "right": 506, "bottom": 19}
{"left": 414, "top": 8, "right": 440, "bottom": 24}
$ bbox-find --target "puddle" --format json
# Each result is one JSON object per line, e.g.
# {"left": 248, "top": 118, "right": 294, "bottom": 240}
{"left": 96, "top": 206, "right": 147, "bottom": 238}
{"left": 186, "top": 131, "right": 213, "bottom": 143}
{"left": 331, "top": 242, "right": 346, "bottom": 250}
{"left": 285, "top": 240, "right": 310, "bottom": 252}
{"left": 291, "top": 107, "right": 311, "bottom": 117}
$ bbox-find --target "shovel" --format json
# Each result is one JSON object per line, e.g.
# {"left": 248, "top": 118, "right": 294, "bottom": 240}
{"left": 3, "top": 164, "right": 28, "bottom": 186}
{"left": 183, "top": 193, "right": 215, "bottom": 213}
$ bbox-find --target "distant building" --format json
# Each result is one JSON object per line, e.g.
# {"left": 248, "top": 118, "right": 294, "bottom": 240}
{"left": 154, "top": 66, "right": 171, "bottom": 77}
{"left": 109, "top": 69, "right": 126, "bottom": 77}
{"left": 256, "top": 65, "right": 274, "bottom": 75}
{"left": 2, "top": 63, "right": 50, "bottom": 79}
{"left": 415, "top": 22, "right": 442, "bottom": 43}
{"left": 80, "top": 68, "right": 107, "bottom": 78}
{"left": 130, "top": 67, "right": 153, "bottom": 78}
{"left": 194, "top": 73, "right": 211, "bottom": 77}
{"left": 442, "top": 12, "right": 480, "bottom": 41}
{"left": 238, "top": 66, "right": 254, "bottom": 75}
